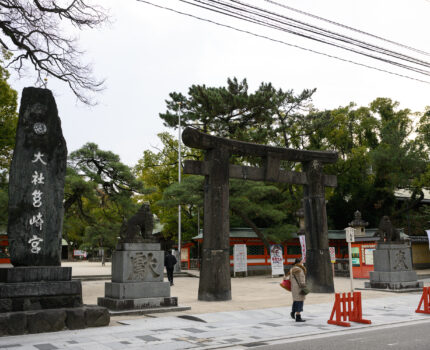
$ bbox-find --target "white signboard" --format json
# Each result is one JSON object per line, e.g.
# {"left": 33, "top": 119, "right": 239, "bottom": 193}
{"left": 233, "top": 244, "right": 247, "bottom": 273}
{"left": 73, "top": 250, "right": 87, "bottom": 257}
{"left": 329, "top": 247, "right": 336, "bottom": 263}
{"left": 426, "top": 230, "right": 430, "bottom": 250}
{"left": 299, "top": 235, "right": 306, "bottom": 263}
{"left": 345, "top": 227, "right": 355, "bottom": 243}
{"left": 345, "top": 227, "right": 355, "bottom": 292}
{"left": 181, "top": 247, "right": 188, "bottom": 261}
{"left": 364, "top": 248, "right": 375, "bottom": 265}
{"left": 270, "top": 244, "right": 284, "bottom": 276}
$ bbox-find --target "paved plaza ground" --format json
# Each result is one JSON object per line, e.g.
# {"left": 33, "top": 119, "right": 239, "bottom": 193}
{"left": 1, "top": 261, "right": 430, "bottom": 349}
{"left": 61, "top": 261, "right": 430, "bottom": 322}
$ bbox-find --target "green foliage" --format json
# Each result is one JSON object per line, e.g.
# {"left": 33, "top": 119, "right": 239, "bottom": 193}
{"left": 370, "top": 98, "right": 425, "bottom": 190}
{"left": 416, "top": 108, "right": 430, "bottom": 151}
{"left": 157, "top": 78, "right": 322, "bottom": 242}
{"left": 403, "top": 205, "right": 430, "bottom": 237}
{"left": 69, "top": 142, "right": 145, "bottom": 199}
{"left": 0, "top": 50, "right": 18, "bottom": 231}
{"left": 161, "top": 176, "right": 204, "bottom": 208}
{"left": 160, "top": 77, "right": 316, "bottom": 147}
{"left": 134, "top": 133, "right": 202, "bottom": 243}
{"left": 63, "top": 143, "right": 147, "bottom": 255}
{"left": 230, "top": 179, "right": 298, "bottom": 242}
{"left": 319, "top": 98, "right": 428, "bottom": 230}
{"left": 159, "top": 78, "right": 430, "bottom": 236}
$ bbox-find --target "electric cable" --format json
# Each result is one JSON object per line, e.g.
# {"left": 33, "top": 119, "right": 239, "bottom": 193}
{"left": 135, "top": 0, "right": 430, "bottom": 84}
{"left": 194, "top": 0, "right": 430, "bottom": 72}
{"left": 264, "top": 0, "right": 430, "bottom": 57}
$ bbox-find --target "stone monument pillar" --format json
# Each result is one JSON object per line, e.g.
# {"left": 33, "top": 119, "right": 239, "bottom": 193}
{"left": 8, "top": 87, "right": 66, "bottom": 266}
{"left": 1, "top": 88, "right": 109, "bottom": 336}
{"left": 98, "top": 204, "right": 190, "bottom": 313}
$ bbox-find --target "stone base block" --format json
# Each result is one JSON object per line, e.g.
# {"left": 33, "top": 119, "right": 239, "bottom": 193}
{"left": 0, "top": 294, "right": 82, "bottom": 312}
{"left": 0, "top": 267, "right": 72, "bottom": 283}
{"left": 108, "top": 305, "right": 192, "bottom": 316}
{"left": 112, "top": 250, "right": 164, "bottom": 283}
{"left": 364, "top": 280, "right": 423, "bottom": 290}
{"left": 65, "top": 307, "right": 85, "bottom": 330}
{"left": 84, "top": 305, "right": 111, "bottom": 327}
{"left": 0, "top": 305, "right": 109, "bottom": 337}
{"left": 105, "top": 281, "right": 170, "bottom": 299}
{"left": 27, "top": 309, "right": 66, "bottom": 333}
{"left": 369, "top": 270, "right": 419, "bottom": 283}
{"left": 0, "top": 280, "right": 82, "bottom": 298}
{"left": 0, "top": 311, "right": 26, "bottom": 336}
{"left": 376, "top": 242, "right": 409, "bottom": 250}
{"left": 97, "top": 296, "right": 178, "bottom": 310}
{"left": 116, "top": 242, "right": 160, "bottom": 251}
{"left": 373, "top": 243, "right": 412, "bottom": 272}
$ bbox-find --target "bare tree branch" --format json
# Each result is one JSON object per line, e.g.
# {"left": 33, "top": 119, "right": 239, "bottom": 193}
{"left": 0, "top": 0, "right": 108, "bottom": 104}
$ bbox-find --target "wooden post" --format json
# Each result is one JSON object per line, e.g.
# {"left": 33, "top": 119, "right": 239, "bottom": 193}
{"left": 303, "top": 160, "right": 334, "bottom": 293}
{"left": 198, "top": 146, "right": 232, "bottom": 301}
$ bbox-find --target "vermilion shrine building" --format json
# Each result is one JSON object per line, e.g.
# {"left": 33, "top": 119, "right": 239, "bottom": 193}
{"left": 180, "top": 227, "right": 427, "bottom": 279}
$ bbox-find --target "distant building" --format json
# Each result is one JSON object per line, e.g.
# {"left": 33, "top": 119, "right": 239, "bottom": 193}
{"left": 177, "top": 227, "right": 429, "bottom": 278}
{"left": 0, "top": 230, "right": 9, "bottom": 264}
{"left": 394, "top": 188, "right": 430, "bottom": 204}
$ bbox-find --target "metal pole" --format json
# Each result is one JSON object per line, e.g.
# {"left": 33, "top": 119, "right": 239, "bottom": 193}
{"left": 348, "top": 241, "right": 354, "bottom": 292}
{"left": 177, "top": 106, "right": 182, "bottom": 272}
{"left": 197, "top": 206, "right": 200, "bottom": 237}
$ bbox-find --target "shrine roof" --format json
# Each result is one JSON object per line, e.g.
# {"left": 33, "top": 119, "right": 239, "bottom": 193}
{"left": 193, "top": 227, "right": 408, "bottom": 242}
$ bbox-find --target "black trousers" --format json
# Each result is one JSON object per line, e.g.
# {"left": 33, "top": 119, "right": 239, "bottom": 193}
{"left": 292, "top": 301, "right": 304, "bottom": 313}
{"left": 166, "top": 267, "right": 174, "bottom": 283}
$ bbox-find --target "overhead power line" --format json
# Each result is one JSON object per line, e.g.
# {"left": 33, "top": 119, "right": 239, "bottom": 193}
{"left": 265, "top": 0, "right": 430, "bottom": 57}
{"left": 184, "top": 0, "right": 430, "bottom": 76}
{"left": 136, "top": 0, "right": 430, "bottom": 84}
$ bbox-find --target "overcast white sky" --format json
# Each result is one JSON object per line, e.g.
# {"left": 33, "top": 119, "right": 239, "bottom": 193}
{"left": 10, "top": 0, "right": 430, "bottom": 166}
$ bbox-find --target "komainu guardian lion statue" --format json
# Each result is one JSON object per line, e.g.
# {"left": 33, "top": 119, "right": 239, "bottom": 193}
{"left": 119, "top": 203, "right": 155, "bottom": 243}
{"left": 376, "top": 216, "right": 401, "bottom": 243}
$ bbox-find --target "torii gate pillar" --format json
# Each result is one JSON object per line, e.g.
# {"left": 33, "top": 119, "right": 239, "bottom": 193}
{"left": 303, "top": 160, "right": 334, "bottom": 293}
{"left": 198, "top": 147, "right": 231, "bottom": 301}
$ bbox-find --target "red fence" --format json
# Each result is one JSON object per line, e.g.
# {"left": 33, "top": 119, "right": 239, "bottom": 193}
{"left": 328, "top": 292, "right": 372, "bottom": 327}
{"left": 416, "top": 287, "right": 430, "bottom": 314}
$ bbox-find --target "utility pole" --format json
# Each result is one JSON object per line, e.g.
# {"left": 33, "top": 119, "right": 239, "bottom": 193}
{"left": 177, "top": 104, "right": 182, "bottom": 272}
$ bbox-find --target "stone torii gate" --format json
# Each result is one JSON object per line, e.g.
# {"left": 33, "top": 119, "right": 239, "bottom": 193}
{"left": 182, "top": 127, "right": 338, "bottom": 301}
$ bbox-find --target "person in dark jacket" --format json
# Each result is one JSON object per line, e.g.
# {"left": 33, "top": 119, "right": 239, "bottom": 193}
{"left": 164, "top": 250, "right": 177, "bottom": 286}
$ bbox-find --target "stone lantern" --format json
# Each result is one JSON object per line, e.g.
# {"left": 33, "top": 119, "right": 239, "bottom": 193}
{"left": 296, "top": 207, "right": 305, "bottom": 236}
{"left": 348, "top": 210, "right": 368, "bottom": 238}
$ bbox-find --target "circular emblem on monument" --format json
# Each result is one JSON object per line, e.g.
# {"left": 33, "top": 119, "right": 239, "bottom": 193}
{"left": 33, "top": 122, "right": 47, "bottom": 135}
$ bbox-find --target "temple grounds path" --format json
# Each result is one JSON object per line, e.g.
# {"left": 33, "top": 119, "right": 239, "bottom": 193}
{"left": 60, "top": 261, "right": 430, "bottom": 324}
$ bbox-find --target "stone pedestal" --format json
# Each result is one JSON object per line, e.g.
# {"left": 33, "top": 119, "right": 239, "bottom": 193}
{"left": 98, "top": 243, "right": 189, "bottom": 313}
{"left": 365, "top": 243, "right": 423, "bottom": 290}
{"left": 0, "top": 266, "right": 110, "bottom": 336}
